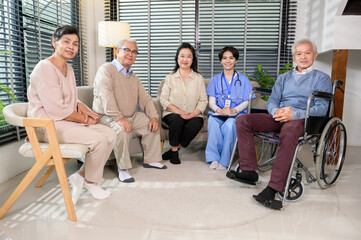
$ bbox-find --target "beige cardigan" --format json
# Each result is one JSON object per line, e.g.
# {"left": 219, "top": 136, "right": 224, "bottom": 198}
{"left": 27, "top": 59, "right": 81, "bottom": 134}
{"left": 92, "top": 63, "right": 158, "bottom": 121}
{"left": 160, "top": 69, "right": 208, "bottom": 118}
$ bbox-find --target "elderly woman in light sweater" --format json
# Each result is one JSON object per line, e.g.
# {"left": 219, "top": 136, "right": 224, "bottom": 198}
{"left": 27, "top": 25, "right": 116, "bottom": 205}
{"left": 160, "top": 42, "right": 208, "bottom": 164}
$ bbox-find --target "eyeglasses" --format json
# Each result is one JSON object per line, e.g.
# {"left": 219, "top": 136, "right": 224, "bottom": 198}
{"left": 119, "top": 47, "right": 139, "bottom": 55}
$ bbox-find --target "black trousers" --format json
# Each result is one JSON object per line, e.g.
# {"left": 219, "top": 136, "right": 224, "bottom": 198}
{"left": 162, "top": 113, "right": 204, "bottom": 148}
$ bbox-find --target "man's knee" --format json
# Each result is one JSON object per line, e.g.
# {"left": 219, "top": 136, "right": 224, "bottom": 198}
{"left": 236, "top": 114, "right": 252, "bottom": 131}
{"left": 280, "top": 120, "right": 304, "bottom": 140}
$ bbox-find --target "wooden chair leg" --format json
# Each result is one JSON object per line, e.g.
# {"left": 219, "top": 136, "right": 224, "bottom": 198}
{"left": 0, "top": 153, "right": 49, "bottom": 219}
{"left": 161, "top": 140, "right": 164, "bottom": 152}
{"left": 35, "top": 165, "right": 55, "bottom": 187}
{"left": 53, "top": 158, "right": 76, "bottom": 222}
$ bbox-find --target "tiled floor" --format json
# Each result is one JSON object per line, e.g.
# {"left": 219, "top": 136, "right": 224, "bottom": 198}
{"left": 0, "top": 143, "right": 360, "bottom": 240}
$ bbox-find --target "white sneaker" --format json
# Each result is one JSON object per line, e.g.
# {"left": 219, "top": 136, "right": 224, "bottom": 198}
{"left": 209, "top": 161, "right": 219, "bottom": 169}
{"left": 68, "top": 172, "right": 85, "bottom": 205}
{"left": 216, "top": 165, "right": 227, "bottom": 171}
{"left": 84, "top": 182, "right": 111, "bottom": 200}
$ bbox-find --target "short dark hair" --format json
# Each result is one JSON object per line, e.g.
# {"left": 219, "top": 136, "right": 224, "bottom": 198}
{"left": 52, "top": 25, "right": 79, "bottom": 42}
{"left": 218, "top": 46, "right": 239, "bottom": 61}
{"left": 172, "top": 42, "right": 198, "bottom": 73}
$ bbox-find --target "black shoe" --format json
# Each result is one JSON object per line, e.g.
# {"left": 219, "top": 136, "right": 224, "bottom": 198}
{"left": 226, "top": 170, "right": 258, "bottom": 185}
{"left": 162, "top": 149, "right": 172, "bottom": 160}
{"left": 170, "top": 150, "right": 181, "bottom": 165}
{"left": 253, "top": 186, "right": 282, "bottom": 210}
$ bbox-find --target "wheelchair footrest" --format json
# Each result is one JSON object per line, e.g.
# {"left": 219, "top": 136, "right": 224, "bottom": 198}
{"left": 253, "top": 195, "right": 282, "bottom": 210}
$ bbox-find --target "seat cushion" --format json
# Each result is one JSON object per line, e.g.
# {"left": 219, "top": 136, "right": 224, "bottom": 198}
{"left": 19, "top": 142, "right": 89, "bottom": 158}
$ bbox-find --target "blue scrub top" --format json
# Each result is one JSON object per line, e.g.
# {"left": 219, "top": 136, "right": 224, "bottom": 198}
{"left": 206, "top": 71, "right": 254, "bottom": 114}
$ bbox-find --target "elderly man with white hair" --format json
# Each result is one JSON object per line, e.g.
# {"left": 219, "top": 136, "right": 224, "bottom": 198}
{"left": 93, "top": 39, "right": 166, "bottom": 183}
{"left": 227, "top": 38, "right": 332, "bottom": 209}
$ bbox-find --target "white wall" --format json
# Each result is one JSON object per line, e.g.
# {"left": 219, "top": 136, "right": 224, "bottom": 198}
{"left": 297, "top": 0, "right": 361, "bottom": 146}
{"left": 81, "top": 0, "right": 106, "bottom": 85}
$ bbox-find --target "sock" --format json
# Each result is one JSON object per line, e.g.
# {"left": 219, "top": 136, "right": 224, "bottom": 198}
{"left": 84, "top": 182, "right": 111, "bottom": 200}
{"left": 209, "top": 161, "right": 219, "bottom": 169}
{"left": 68, "top": 172, "right": 85, "bottom": 205}
{"left": 118, "top": 169, "right": 134, "bottom": 182}
{"left": 146, "top": 162, "right": 165, "bottom": 168}
{"left": 162, "top": 149, "right": 172, "bottom": 160}
{"left": 170, "top": 150, "right": 181, "bottom": 165}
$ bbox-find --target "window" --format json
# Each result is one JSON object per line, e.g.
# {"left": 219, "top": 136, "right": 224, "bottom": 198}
{"left": 0, "top": 0, "right": 80, "bottom": 145}
{"left": 108, "top": 0, "right": 296, "bottom": 97}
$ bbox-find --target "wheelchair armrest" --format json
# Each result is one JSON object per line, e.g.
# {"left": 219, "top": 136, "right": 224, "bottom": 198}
{"left": 312, "top": 91, "right": 334, "bottom": 101}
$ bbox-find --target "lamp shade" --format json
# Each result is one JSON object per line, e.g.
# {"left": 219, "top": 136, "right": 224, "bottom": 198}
{"left": 98, "top": 21, "right": 130, "bottom": 47}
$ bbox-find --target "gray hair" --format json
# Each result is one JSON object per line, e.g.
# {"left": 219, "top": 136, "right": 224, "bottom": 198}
{"left": 291, "top": 38, "right": 317, "bottom": 56}
{"left": 116, "top": 38, "right": 138, "bottom": 50}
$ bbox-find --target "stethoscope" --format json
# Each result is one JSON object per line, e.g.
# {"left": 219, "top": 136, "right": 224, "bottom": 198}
{"left": 221, "top": 71, "right": 242, "bottom": 99}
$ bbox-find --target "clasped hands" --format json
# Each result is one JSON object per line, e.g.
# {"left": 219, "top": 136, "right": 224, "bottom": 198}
{"left": 117, "top": 117, "right": 159, "bottom": 133}
{"left": 77, "top": 102, "right": 100, "bottom": 124}
{"left": 216, "top": 107, "right": 237, "bottom": 115}
{"left": 273, "top": 106, "right": 293, "bottom": 122}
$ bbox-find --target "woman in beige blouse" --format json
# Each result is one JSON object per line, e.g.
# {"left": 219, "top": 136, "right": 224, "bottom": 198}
{"left": 27, "top": 25, "right": 116, "bottom": 205}
{"left": 160, "top": 43, "right": 208, "bottom": 164}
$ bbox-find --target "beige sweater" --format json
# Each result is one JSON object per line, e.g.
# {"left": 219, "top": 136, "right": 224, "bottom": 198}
{"left": 160, "top": 69, "right": 208, "bottom": 118}
{"left": 27, "top": 59, "right": 81, "bottom": 134}
{"left": 92, "top": 63, "right": 158, "bottom": 121}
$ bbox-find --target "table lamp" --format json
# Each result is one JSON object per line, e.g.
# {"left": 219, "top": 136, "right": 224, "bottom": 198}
{"left": 98, "top": 21, "right": 130, "bottom": 59}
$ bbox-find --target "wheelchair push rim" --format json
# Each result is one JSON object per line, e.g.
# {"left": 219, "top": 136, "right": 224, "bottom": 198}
{"left": 315, "top": 117, "right": 347, "bottom": 189}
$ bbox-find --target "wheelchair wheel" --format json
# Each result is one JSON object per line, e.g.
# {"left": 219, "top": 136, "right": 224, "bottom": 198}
{"left": 278, "top": 176, "right": 305, "bottom": 202}
{"left": 315, "top": 118, "right": 347, "bottom": 189}
{"left": 255, "top": 137, "right": 278, "bottom": 172}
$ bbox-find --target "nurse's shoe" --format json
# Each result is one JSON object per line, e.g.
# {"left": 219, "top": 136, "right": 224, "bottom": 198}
{"left": 209, "top": 161, "right": 219, "bottom": 169}
{"left": 216, "top": 165, "right": 226, "bottom": 171}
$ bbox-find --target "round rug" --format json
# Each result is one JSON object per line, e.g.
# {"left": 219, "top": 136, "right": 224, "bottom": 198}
{"left": 106, "top": 159, "right": 273, "bottom": 230}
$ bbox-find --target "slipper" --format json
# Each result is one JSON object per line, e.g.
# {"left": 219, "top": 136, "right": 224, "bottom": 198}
{"left": 252, "top": 195, "right": 282, "bottom": 210}
{"left": 226, "top": 170, "right": 256, "bottom": 185}
{"left": 143, "top": 163, "right": 167, "bottom": 169}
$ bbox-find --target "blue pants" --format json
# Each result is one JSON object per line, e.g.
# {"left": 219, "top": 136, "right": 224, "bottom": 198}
{"left": 205, "top": 116, "right": 237, "bottom": 167}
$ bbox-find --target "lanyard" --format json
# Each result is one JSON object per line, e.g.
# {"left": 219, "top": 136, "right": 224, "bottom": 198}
{"left": 222, "top": 71, "right": 236, "bottom": 99}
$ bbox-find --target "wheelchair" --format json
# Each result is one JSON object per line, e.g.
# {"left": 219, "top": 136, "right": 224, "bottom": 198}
{"left": 227, "top": 79, "right": 347, "bottom": 209}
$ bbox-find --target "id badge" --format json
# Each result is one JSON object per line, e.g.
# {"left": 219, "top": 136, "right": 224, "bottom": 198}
{"left": 225, "top": 99, "right": 231, "bottom": 108}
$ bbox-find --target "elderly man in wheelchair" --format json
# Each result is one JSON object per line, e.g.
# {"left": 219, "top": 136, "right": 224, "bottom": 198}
{"left": 226, "top": 38, "right": 346, "bottom": 210}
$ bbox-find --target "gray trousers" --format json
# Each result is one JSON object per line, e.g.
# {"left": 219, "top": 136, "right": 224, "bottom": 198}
{"left": 100, "top": 112, "right": 162, "bottom": 169}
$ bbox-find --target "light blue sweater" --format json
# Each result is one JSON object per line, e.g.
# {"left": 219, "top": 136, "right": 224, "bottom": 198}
{"left": 267, "top": 69, "right": 332, "bottom": 120}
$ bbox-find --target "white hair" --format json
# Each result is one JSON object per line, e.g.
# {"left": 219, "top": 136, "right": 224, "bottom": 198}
{"left": 116, "top": 38, "right": 138, "bottom": 49}
{"left": 291, "top": 38, "right": 317, "bottom": 56}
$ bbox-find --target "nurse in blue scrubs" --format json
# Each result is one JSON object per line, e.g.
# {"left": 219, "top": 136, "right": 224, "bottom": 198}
{"left": 206, "top": 46, "right": 254, "bottom": 170}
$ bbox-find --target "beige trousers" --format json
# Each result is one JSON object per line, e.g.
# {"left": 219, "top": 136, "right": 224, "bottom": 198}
{"left": 100, "top": 112, "right": 162, "bottom": 169}
{"left": 56, "top": 124, "right": 116, "bottom": 183}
